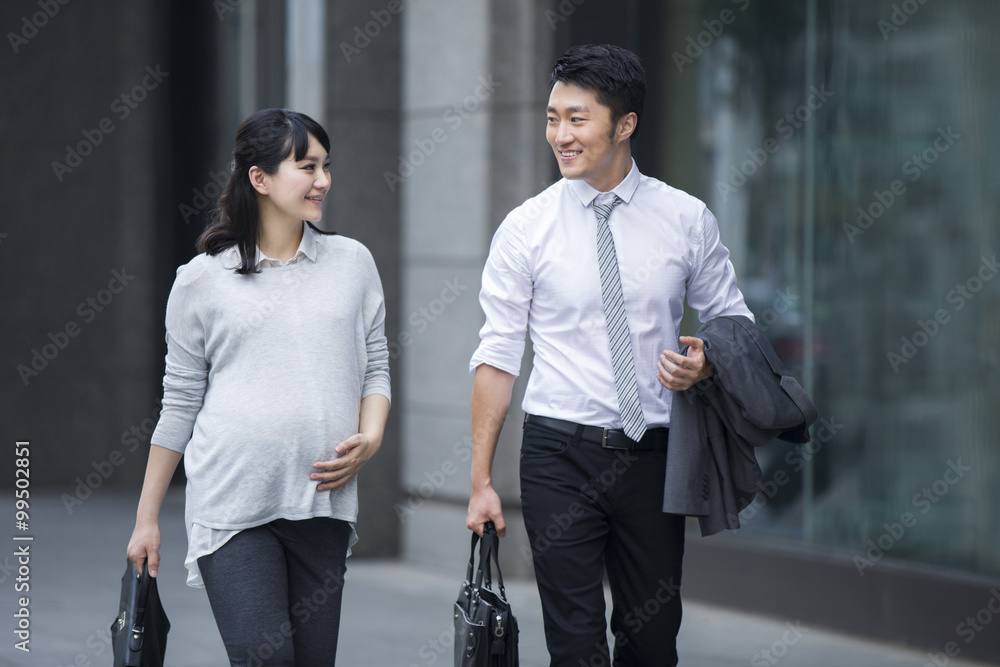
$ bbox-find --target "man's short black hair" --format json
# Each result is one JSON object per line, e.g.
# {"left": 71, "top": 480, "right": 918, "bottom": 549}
{"left": 551, "top": 44, "right": 646, "bottom": 138}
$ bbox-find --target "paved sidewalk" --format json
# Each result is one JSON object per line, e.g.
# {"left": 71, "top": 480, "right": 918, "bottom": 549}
{"left": 1, "top": 491, "right": 996, "bottom": 666}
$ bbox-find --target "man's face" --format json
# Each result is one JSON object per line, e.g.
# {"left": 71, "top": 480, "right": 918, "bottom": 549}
{"left": 545, "top": 81, "right": 625, "bottom": 192}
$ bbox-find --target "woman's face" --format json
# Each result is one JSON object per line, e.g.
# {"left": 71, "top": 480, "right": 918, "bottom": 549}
{"left": 257, "top": 133, "right": 331, "bottom": 225}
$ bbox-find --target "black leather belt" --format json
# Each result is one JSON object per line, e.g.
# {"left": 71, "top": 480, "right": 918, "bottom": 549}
{"left": 524, "top": 414, "right": 668, "bottom": 451}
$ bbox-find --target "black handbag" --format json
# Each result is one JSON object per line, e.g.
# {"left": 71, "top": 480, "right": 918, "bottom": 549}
{"left": 454, "top": 522, "right": 519, "bottom": 667}
{"left": 111, "top": 561, "right": 170, "bottom": 667}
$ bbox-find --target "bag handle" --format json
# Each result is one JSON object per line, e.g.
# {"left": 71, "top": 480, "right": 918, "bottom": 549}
{"left": 466, "top": 530, "right": 478, "bottom": 584}
{"left": 473, "top": 524, "right": 492, "bottom": 590}
{"left": 477, "top": 522, "right": 507, "bottom": 599}
{"left": 128, "top": 562, "right": 152, "bottom": 653}
{"left": 485, "top": 523, "right": 506, "bottom": 599}
{"left": 467, "top": 522, "right": 508, "bottom": 599}
{"left": 131, "top": 561, "right": 151, "bottom": 626}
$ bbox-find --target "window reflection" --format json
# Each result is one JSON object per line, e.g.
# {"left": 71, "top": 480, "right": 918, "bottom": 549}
{"left": 691, "top": 0, "right": 999, "bottom": 576}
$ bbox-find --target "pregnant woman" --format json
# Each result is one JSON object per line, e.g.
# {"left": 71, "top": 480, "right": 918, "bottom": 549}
{"left": 126, "top": 108, "right": 391, "bottom": 666}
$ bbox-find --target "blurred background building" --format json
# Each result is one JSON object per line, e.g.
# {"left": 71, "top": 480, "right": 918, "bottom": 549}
{"left": 2, "top": 0, "right": 998, "bottom": 659}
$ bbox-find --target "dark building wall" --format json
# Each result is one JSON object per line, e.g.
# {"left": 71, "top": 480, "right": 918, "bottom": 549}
{"left": 1, "top": 0, "right": 173, "bottom": 498}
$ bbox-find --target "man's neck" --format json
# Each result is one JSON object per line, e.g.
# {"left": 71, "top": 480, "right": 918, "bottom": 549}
{"left": 585, "top": 149, "right": 633, "bottom": 193}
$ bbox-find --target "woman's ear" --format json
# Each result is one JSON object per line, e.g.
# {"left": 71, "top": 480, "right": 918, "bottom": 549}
{"left": 248, "top": 166, "right": 269, "bottom": 196}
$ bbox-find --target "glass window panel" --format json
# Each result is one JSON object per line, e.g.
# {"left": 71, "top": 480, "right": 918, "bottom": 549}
{"left": 688, "top": 0, "right": 1000, "bottom": 575}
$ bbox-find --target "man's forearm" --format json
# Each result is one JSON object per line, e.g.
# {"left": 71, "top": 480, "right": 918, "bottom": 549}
{"left": 470, "top": 364, "right": 517, "bottom": 489}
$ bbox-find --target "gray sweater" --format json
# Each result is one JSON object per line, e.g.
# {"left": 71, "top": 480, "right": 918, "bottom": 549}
{"left": 151, "top": 230, "right": 390, "bottom": 580}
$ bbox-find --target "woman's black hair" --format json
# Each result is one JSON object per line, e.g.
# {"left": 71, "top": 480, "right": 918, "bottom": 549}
{"left": 197, "top": 108, "right": 334, "bottom": 275}
{"left": 551, "top": 44, "right": 646, "bottom": 138}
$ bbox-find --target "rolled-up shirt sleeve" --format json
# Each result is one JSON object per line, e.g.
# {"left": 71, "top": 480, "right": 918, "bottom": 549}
{"left": 150, "top": 267, "right": 208, "bottom": 453}
{"left": 362, "top": 253, "right": 391, "bottom": 403}
{"left": 686, "top": 208, "right": 754, "bottom": 323}
{"left": 469, "top": 216, "right": 532, "bottom": 377}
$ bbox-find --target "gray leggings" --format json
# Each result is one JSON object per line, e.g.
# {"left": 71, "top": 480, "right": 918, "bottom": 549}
{"left": 197, "top": 517, "right": 351, "bottom": 667}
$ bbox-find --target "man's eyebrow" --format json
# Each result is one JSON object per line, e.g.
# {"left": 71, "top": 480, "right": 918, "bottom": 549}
{"left": 546, "top": 105, "right": 591, "bottom": 113}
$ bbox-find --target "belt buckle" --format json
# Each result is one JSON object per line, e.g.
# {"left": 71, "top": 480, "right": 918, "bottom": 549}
{"left": 601, "top": 428, "right": 630, "bottom": 450}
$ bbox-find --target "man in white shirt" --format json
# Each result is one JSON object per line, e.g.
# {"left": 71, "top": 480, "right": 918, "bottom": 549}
{"left": 467, "top": 44, "right": 753, "bottom": 665}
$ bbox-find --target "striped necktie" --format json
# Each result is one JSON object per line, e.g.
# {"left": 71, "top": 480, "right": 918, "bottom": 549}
{"left": 593, "top": 194, "right": 647, "bottom": 442}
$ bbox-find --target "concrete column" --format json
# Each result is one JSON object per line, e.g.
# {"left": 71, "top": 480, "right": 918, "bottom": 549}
{"left": 324, "top": 0, "right": 404, "bottom": 556}
{"left": 397, "top": 0, "right": 556, "bottom": 577}
{"left": 287, "top": 0, "right": 327, "bottom": 121}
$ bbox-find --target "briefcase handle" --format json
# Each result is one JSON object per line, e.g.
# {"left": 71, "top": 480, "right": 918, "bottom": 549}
{"left": 129, "top": 563, "right": 152, "bottom": 653}
{"left": 470, "top": 522, "right": 507, "bottom": 600}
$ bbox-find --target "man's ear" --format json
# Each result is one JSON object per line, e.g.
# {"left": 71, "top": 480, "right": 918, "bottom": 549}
{"left": 616, "top": 112, "right": 638, "bottom": 143}
{"left": 248, "top": 166, "right": 269, "bottom": 196}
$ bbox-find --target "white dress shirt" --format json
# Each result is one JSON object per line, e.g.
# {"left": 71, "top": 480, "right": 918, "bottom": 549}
{"left": 470, "top": 160, "right": 753, "bottom": 428}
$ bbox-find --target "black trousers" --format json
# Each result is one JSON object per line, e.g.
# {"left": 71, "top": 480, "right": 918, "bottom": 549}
{"left": 198, "top": 517, "right": 351, "bottom": 667}
{"left": 520, "top": 419, "right": 686, "bottom": 667}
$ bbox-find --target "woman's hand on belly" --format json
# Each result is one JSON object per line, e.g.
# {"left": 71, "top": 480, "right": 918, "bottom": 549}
{"left": 310, "top": 432, "right": 378, "bottom": 492}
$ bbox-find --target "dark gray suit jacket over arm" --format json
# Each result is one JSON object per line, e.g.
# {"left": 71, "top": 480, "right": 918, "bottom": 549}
{"left": 663, "top": 315, "right": 818, "bottom": 536}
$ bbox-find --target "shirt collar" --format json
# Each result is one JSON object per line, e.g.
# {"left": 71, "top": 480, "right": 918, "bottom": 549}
{"left": 295, "top": 222, "right": 320, "bottom": 263}
{"left": 567, "top": 158, "right": 641, "bottom": 208}
{"left": 223, "top": 221, "right": 320, "bottom": 268}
